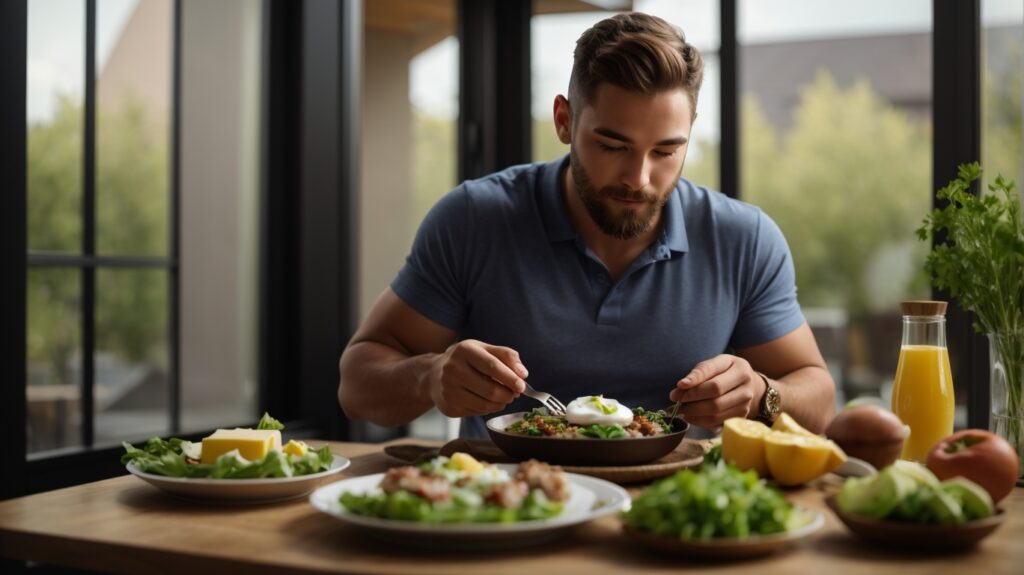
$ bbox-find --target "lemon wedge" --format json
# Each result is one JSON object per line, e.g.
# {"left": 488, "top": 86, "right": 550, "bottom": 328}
{"left": 764, "top": 431, "right": 847, "bottom": 486}
{"left": 771, "top": 412, "right": 816, "bottom": 437}
{"left": 721, "top": 418, "right": 771, "bottom": 476}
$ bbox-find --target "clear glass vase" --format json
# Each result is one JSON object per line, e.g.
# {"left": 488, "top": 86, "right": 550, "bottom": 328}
{"left": 988, "top": 332, "right": 1024, "bottom": 485}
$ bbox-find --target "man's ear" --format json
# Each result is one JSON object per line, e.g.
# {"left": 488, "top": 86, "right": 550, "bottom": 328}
{"left": 553, "top": 95, "right": 573, "bottom": 145}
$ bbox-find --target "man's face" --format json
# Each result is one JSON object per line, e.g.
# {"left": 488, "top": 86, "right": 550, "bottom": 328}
{"left": 567, "top": 85, "right": 693, "bottom": 240}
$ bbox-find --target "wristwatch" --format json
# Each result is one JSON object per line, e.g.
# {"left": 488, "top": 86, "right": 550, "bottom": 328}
{"left": 756, "top": 372, "right": 781, "bottom": 424}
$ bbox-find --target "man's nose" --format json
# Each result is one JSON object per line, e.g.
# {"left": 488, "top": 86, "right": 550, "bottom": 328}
{"left": 619, "top": 152, "right": 651, "bottom": 192}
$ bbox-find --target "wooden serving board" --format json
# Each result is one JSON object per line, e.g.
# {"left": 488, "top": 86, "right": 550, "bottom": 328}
{"left": 384, "top": 437, "right": 712, "bottom": 485}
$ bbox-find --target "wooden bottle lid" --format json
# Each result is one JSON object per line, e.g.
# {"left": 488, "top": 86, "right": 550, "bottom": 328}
{"left": 900, "top": 300, "right": 948, "bottom": 316}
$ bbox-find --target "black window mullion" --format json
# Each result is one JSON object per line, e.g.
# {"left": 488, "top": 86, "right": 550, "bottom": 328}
{"left": 457, "top": 0, "right": 531, "bottom": 181}
{"left": 169, "top": 0, "right": 182, "bottom": 435}
{"left": 932, "top": 0, "right": 986, "bottom": 428}
{"left": 720, "top": 0, "right": 739, "bottom": 199}
{"left": 296, "top": 0, "right": 358, "bottom": 441}
{"left": 0, "top": 0, "right": 28, "bottom": 500}
{"left": 259, "top": 0, "right": 302, "bottom": 422}
{"left": 82, "top": 0, "right": 97, "bottom": 449}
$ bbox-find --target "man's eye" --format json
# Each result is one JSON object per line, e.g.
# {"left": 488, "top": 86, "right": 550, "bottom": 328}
{"left": 653, "top": 150, "right": 676, "bottom": 158}
{"left": 598, "top": 142, "right": 625, "bottom": 153}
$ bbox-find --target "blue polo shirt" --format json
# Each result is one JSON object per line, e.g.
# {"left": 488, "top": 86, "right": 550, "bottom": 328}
{"left": 391, "top": 155, "right": 805, "bottom": 437}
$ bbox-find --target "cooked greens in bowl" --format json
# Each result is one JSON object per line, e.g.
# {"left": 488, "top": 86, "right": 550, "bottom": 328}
{"left": 505, "top": 402, "right": 671, "bottom": 439}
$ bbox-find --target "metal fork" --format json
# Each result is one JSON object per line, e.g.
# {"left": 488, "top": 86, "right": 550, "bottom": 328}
{"left": 667, "top": 401, "right": 682, "bottom": 429}
{"left": 522, "top": 382, "right": 568, "bottom": 416}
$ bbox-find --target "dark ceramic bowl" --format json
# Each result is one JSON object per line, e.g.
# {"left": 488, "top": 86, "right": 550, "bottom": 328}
{"left": 824, "top": 494, "right": 1006, "bottom": 550}
{"left": 485, "top": 412, "right": 689, "bottom": 466}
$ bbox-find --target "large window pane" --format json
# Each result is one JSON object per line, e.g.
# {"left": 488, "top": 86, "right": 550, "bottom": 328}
{"left": 531, "top": 1, "right": 720, "bottom": 189}
{"left": 27, "top": 0, "right": 84, "bottom": 253}
{"left": 532, "top": 9, "right": 610, "bottom": 163}
{"left": 739, "top": 0, "right": 935, "bottom": 417}
{"left": 27, "top": 269, "right": 82, "bottom": 453}
{"left": 363, "top": 0, "right": 459, "bottom": 440}
{"left": 178, "top": 0, "right": 262, "bottom": 432}
{"left": 410, "top": 37, "right": 459, "bottom": 241}
{"left": 635, "top": 0, "right": 720, "bottom": 190}
{"left": 95, "top": 269, "right": 169, "bottom": 445}
{"left": 96, "top": 0, "right": 171, "bottom": 257}
{"left": 982, "top": 0, "right": 1023, "bottom": 190}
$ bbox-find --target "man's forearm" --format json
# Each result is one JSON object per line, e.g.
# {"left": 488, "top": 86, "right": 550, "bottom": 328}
{"left": 337, "top": 340, "right": 440, "bottom": 427}
{"left": 768, "top": 365, "right": 836, "bottom": 433}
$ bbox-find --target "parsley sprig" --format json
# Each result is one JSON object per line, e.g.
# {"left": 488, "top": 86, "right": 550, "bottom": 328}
{"left": 917, "top": 162, "right": 1023, "bottom": 337}
{"left": 917, "top": 162, "right": 1024, "bottom": 454}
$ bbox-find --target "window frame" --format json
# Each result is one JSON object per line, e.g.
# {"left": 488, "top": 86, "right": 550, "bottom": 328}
{"left": 3, "top": 0, "right": 361, "bottom": 499}
{"left": 18, "top": 0, "right": 181, "bottom": 468}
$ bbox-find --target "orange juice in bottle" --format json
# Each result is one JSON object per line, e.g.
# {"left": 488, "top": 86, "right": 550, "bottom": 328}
{"left": 891, "top": 300, "right": 955, "bottom": 461}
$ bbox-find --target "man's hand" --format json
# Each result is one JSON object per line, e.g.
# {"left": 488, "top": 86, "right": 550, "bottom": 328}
{"left": 669, "top": 354, "right": 765, "bottom": 429}
{"left": 428, "top": 339, "right": 529, "bottom": 418}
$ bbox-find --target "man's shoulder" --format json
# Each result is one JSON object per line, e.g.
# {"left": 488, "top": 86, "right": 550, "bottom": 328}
{"left": 458, "top": 161, "right": 546, "bottom": 205}
{"left": 676, "top": 177, "right": 767, "bottom": 231}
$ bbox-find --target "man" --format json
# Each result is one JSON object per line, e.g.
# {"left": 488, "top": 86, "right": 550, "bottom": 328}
{"left": 338, "top": 12, "right": 835, "bottom": 437}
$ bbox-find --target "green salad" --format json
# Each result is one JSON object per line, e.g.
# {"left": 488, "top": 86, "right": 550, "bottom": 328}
{"left": 624, "top": 459, "right": 799, "bottom": 539}
{"left": 505, "top": 406, "right": 670, "bottom": 439}
{"left": 121, "top": 413, "right": 333, "bottom": 479}
{"left": 340, "top": 454, "right": 567, "bottom": 523}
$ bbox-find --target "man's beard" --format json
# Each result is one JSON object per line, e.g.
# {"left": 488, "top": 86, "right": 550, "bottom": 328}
{"left": 570, "top": 146, "right": 671, "bottom": 240}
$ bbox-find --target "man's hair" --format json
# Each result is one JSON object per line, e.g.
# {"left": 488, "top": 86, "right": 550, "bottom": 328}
{"left": 568, "top": 12, "right": 704, "bottom": 120}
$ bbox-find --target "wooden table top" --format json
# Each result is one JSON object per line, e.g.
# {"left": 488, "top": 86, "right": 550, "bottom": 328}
{"left": 0, "top": 439, "right": 1021, "bottom": 575}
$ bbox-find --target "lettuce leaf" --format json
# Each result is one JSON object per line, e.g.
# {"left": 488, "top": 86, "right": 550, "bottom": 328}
{"left": 210, "top": 449, "right": 294, "bottom": 479}
{"left": 291, "top": 445, "right": 334, "bottom": 475}
{"left": 256, "top": 412, "right": 285, "bottom": 430}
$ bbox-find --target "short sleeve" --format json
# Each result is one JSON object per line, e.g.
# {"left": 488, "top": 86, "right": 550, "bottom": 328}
{"left": 390, "top": 185, "right": 471, "bottom": 330}
{"left": 729, "top": 211, "right": 805, "bottom": 349}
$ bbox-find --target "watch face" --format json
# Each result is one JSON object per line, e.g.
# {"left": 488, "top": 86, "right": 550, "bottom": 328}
{"left": 762, "top": 385, "right": 781, "bottom": 419}
{"left": 767, "top": 387, "right": 781, "bottom": 414}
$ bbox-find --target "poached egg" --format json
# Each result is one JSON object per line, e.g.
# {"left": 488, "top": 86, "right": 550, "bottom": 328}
{"left": 565, "top": 395, "right": 633, "bottom": 426}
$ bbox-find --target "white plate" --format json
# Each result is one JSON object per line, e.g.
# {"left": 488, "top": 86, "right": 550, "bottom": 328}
{"left": 126, "top": 454, "right": 350, "bottom": 504}
{"left": 309, "top": 465, "right": 631, "bottom": 550}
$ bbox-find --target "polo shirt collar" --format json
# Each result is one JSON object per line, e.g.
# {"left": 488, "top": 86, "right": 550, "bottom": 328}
{"left": 539, "top": 154, "right": 690, "bottom": 254}
{"left": 660, "top": 183, "right": 690, "bottom": 254}
{"left": 539, "top": 155, "right": 577, "bottom": 242}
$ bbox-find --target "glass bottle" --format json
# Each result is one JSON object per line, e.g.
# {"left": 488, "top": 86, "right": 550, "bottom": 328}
{"left": 891, "top": 300, "right": 956, "bottom": 461}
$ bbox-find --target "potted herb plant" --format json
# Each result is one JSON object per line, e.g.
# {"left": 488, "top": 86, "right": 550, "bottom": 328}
{"left": 917, "top": 162, "right": 1024, "bottom": 483}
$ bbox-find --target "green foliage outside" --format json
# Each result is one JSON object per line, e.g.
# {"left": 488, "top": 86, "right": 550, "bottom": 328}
{"left": 27, "top": 95, "right": 168, "bottom": 387}
{"left": 981, "top": 34, "right": 1022, "bottom": 195}
{"left": 741, "top": 71, "right": 932, "bottom": 321}
{"left": 411, "top": 109, "right": 457, "bottom": 236}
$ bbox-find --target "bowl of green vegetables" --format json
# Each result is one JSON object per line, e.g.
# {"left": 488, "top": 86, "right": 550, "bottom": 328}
{"left": 621, "top": 459, "right": 824, "bottom": 559}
